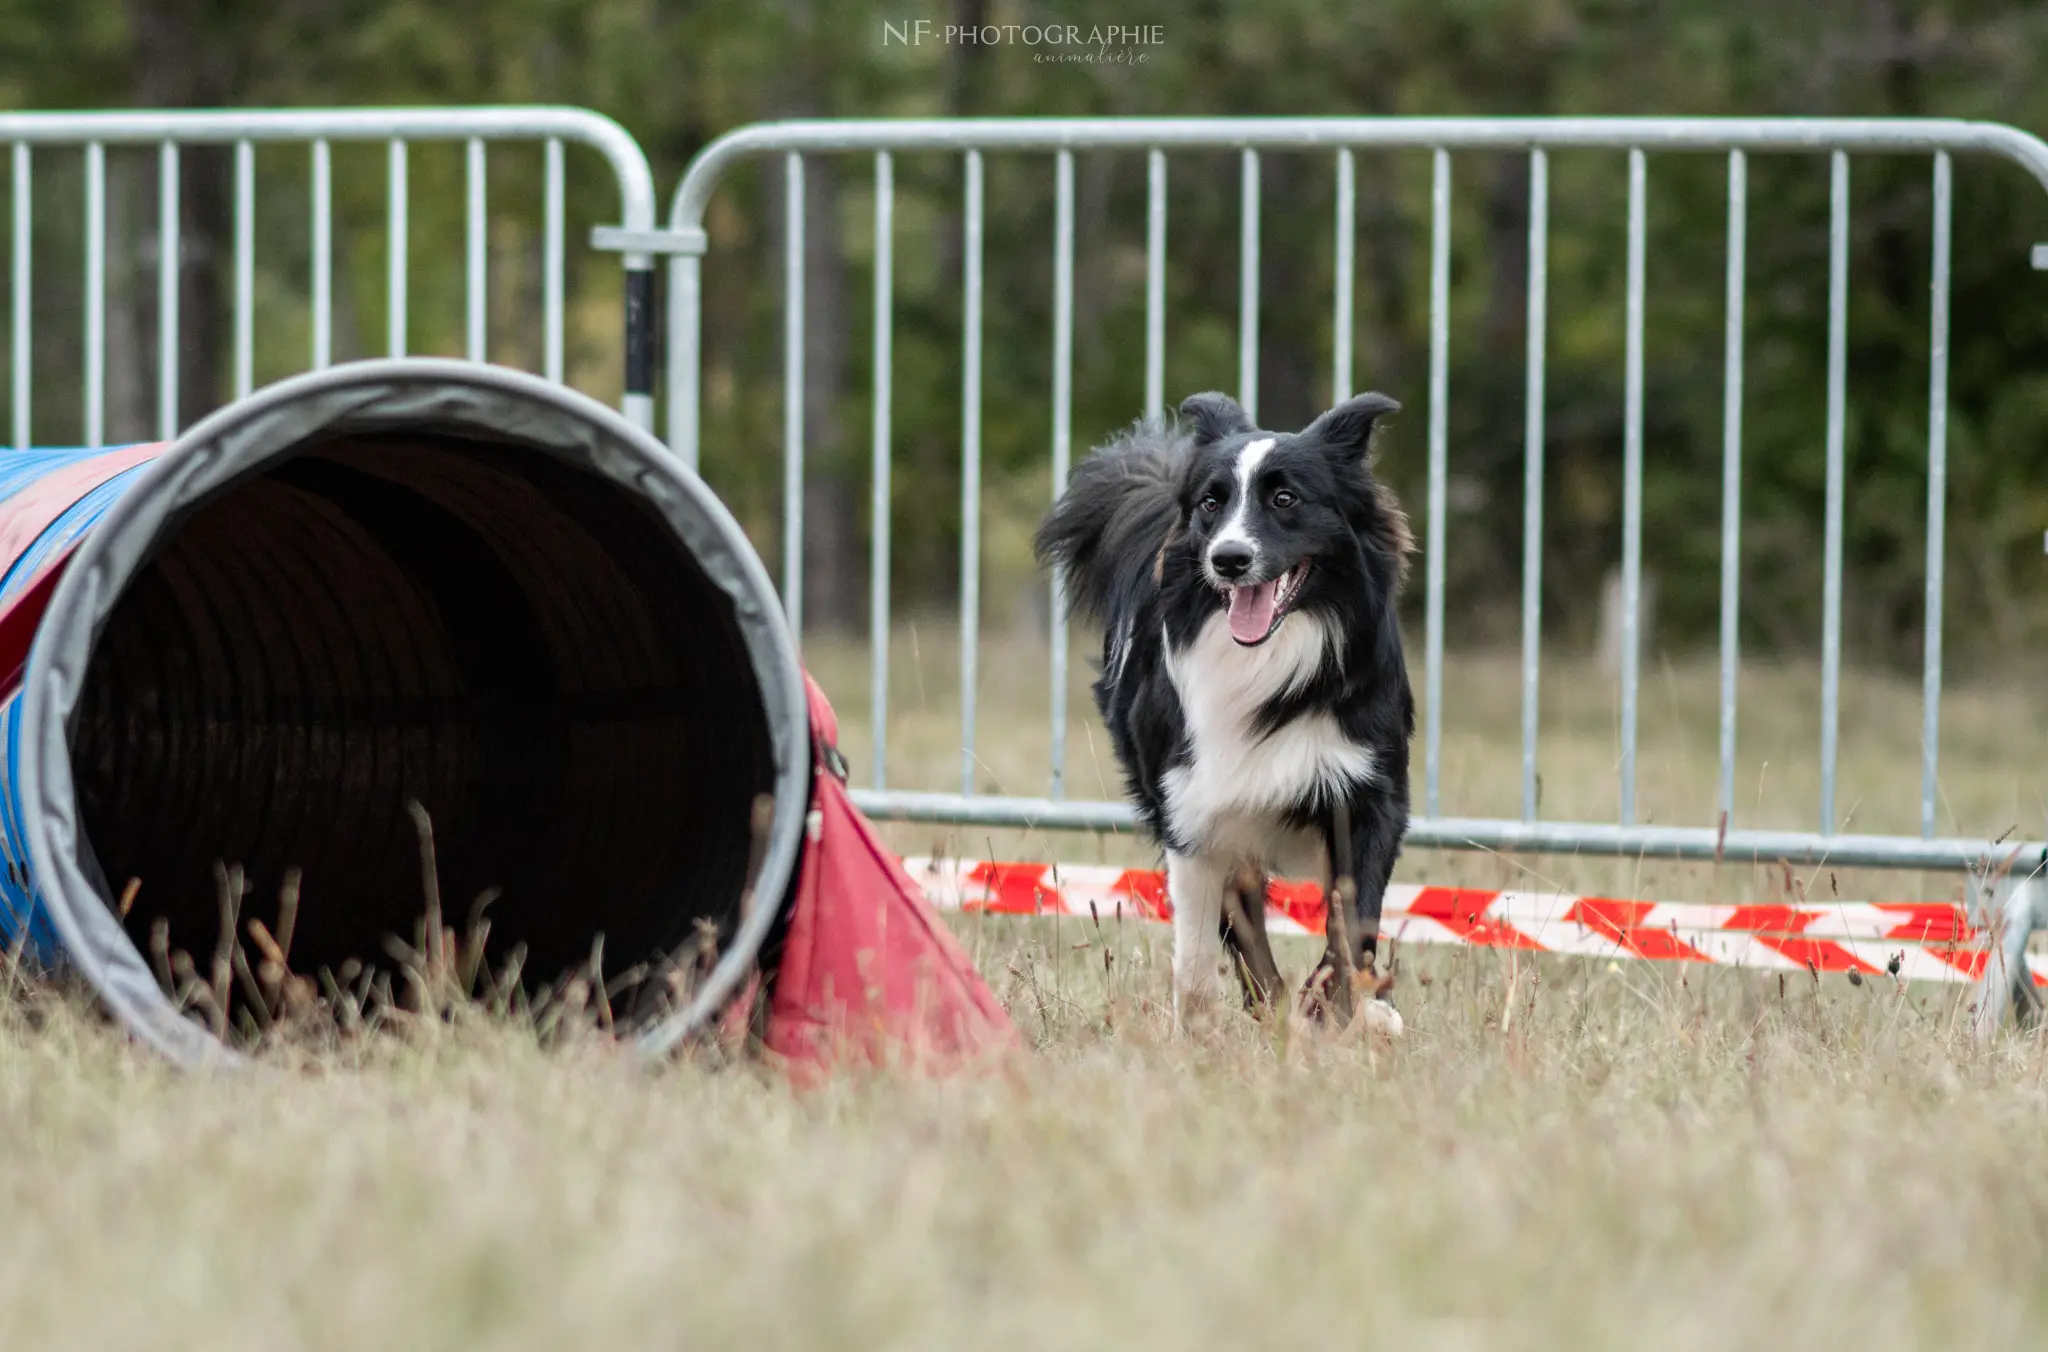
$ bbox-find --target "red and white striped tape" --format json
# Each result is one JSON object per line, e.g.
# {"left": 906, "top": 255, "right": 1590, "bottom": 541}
{"left": 901, "top": 856, "right": 2048, "bottom": 986}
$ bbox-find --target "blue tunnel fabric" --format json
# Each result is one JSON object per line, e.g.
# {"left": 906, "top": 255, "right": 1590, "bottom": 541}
{"left": 0, "top": 451, "right": 151, "bottom": 955}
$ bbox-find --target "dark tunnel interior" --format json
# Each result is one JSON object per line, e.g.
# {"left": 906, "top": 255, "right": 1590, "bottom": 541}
{"left": 66, "top": 430, "right": 776, "bottom": 1007}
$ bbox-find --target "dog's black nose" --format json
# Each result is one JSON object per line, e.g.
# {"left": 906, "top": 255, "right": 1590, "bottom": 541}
{"left": 1209, "top": 543, "right": 1253, "bottom": 580}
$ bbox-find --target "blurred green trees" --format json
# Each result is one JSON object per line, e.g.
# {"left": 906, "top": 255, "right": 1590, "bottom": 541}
{"left": 1, "top": 0, "right": 2044, "bottom": 661}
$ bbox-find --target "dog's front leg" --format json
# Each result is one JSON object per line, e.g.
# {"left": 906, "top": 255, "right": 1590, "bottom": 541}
{"left": 1343, "top": 791, "right": 1409, "bottom": 1036}
{"left": 1166, "top": 850, "right": 1229, "bottom": 1027}
{"left": 1218, "top": 864, "right": 1284, "bottom": 1013}
{"left": 1346, "top": 789, "right": 1409, "bottom": 973}
{"left": 1302, "top": 791, "right": 1409, "bottom": 1031}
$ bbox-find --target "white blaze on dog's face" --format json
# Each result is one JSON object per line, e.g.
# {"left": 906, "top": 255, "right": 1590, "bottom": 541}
{"left": 1177, "top": 390, "right": 1403, "bottom": 647}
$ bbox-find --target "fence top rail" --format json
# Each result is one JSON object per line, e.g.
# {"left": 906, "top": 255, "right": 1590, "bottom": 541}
{"left": 851, "top": 788, "right": 2048, "bottom": 875}
{"left": 670, "top": 114, "right": 2048, "bottom": 227}
{"left": 0, "top": 105, "right": 656, "bottom": 232}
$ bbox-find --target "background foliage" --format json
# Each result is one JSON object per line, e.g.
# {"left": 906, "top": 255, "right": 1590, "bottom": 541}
{"left": 2, "top": 0, "right": 2045, "bottom": 662}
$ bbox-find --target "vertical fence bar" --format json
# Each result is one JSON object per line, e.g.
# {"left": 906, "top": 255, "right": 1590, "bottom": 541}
{"left": 1820, "top": 150, "right": 1849, "bottom": 835}
{"left": 11, "top": 144, "right": 27, "bottom": 451}
{"left": 670, "top": 252, "right": 699, "bottom": 469}
{"left": 544, "top": 139, "right": 564, "bottom": 384}
{"left": 157, "top": 141, "right": 180, "bottom": 439}
{"left": 1238, "top": 149, "right": 1260, "bottom": 422}
{"left": 84, "top": 141, "right": 105, "bottom": 449}
{"left": 310, "top": 140, "right": 331, "bottom": 371}
{"left": 1619, "top": 149, "right": 1647, "bottom": 826}
{"left": 870, "top": 152, "right": 895, "bottom": 792}
{"left": 233, "top": 139, "right": 253, "bottom": 400}
{"left": 1424, "top": 148, "right": 1450, "bottom": 817}
{"left": 1050, "top": 149, "right": 1076, "bottom": 799}
{"left": 960, "top": 149, "right": 985, "bottom": 797}
{"left": 1718, "top": 151, "right": 1748, "bottom": 826}
{"left": 782, "top": 152, "right": 805, "bottom": 636}
{"left": 466, "top": 138, "right": 486, "bottom": 363}
{"left": 1145, "top": 149, "right": 1166, "bottom": 419}
{"left": 1334, "top": 148, "right": 1355, "bottom": 404}
{"left": 1921, "top": 151, "right": 1952, "bottom": 841}
{"left": 1520, "top": 148, "right": 1549, "bottom": 823}
{"left": 387, "top": 140, "right": 408, "bottom": 357}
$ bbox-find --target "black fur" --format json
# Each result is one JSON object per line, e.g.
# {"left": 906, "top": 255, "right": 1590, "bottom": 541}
{"left": 1035, "top": 390, "right": 1416, "bottom": 972}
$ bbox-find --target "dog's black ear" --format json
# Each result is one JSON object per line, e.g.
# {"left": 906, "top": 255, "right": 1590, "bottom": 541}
{"left": 1305, "top": 392, "right": 1400, "bottom": 459}
{"left": 1178, "top": 392, "right": 1254, "bottom": 446}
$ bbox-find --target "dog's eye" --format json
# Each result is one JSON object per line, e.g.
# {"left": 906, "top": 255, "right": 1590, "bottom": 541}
{"left": 1271, "top": 489, "right": 1297, "bottom": 509}
{"left": 1198, "top": 494, "right": 1222, "bottom": 514}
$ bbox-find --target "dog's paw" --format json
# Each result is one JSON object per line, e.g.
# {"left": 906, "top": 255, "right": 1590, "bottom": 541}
{"left": 1357, "top": 997, "right": 1404, "bottom": 1040}
{"left": 1172, "top": 981, "right": 1226, "bottom": 1037}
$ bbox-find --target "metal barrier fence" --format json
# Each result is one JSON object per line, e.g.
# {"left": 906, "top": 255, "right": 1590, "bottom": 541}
{"left": 664, "top": 116, "right": 2048, "bottom": 876}
{"left": 1, "top": 107, "right": 662, "bottom": 439}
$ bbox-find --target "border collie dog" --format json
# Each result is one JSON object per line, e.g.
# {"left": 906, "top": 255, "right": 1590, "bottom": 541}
{"left": 1035, "top": 391, "right": 1414, "bottom": 1020}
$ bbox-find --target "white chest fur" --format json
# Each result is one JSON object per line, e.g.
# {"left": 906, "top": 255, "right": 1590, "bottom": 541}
{"left": 1160, "top": 610, "right": 1377, "bottom": 861}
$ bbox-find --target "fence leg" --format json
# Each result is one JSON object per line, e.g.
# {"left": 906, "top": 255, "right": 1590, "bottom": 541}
{"left": 624, "top": 260, "right": 657, "bottom": 431}
{"left": 1972, "top": 871, "right": 2041, "bottom": 1041}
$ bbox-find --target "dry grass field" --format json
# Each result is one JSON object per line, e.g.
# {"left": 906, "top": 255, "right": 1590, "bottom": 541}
{"left": 2, "top": 630, "right": 2046, "bottom": 1351}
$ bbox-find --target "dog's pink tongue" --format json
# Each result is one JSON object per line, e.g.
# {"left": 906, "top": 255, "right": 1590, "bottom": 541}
{"left": 1227, "top": 581, "right": 1278, "bottom": 643}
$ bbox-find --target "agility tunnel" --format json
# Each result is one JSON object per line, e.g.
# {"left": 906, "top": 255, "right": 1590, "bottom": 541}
{"left": 0, "top": 359, "right": 837, "bottom": 1067}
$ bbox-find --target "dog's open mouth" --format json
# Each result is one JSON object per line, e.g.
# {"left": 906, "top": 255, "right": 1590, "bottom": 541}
{"left": 1222, "top": 562, "right": 1309, "bottom": 646}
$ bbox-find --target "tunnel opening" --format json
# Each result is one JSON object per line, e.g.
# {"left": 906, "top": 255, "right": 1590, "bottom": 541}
{"left": 64, "top": 428, "right": 777, "bottom": 1010}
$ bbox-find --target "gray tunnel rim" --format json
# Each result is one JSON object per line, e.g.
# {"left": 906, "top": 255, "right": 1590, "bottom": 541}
{"left": 16, "top": 358, "right": 810, "bottom": 1068}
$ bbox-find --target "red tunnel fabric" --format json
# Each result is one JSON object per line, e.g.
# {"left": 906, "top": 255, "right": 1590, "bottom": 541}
{"left": 0, "top": 443, "right": 166, "bottom": 701}
{"left": 760, "top": 674, "right": 1018, "bottom": 1074}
